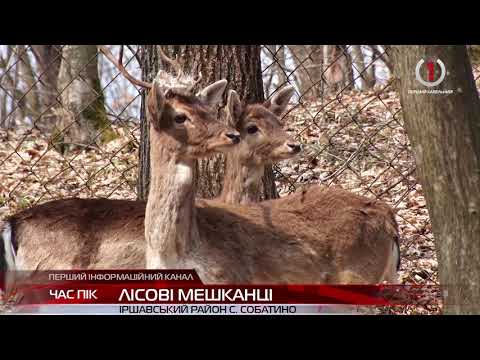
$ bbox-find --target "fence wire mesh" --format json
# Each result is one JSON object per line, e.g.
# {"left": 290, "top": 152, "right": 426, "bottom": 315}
{"left": 0, "top": 45, "right": 141, "bottom": 208}
{"left": 3, "top": 45, "right": 478, "bottom": 314}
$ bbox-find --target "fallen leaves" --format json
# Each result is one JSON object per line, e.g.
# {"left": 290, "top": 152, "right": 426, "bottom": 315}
{"left": 0, "top": 123, "right": 140, "bottom": 215}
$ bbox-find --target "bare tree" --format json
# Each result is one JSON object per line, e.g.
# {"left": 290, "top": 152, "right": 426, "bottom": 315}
{"left": 0, "top": 46, "right": 25, "bottom": 128}
{"left": 350, "top": 45, "right": 370, "bottom": 90}
{"left": 56, "top": 45, "right": 112, "bottom": 153}
{"left": 371, "top": 45, "right": 393, "bottom": 74}
{"left": 0, "top": 46, "right": 14, "bottom": 127}
{"left": 288, "top": 45, "right": 324, "bottom": 99}
{"left": 363, "top": 46, "right": 376, "bottom": 88}
{"left": 16, "top": 46, "right": 40, "bottom": 120}
{"left": 0, "top": 46, "right": 62, "bottom": 130}
{"left": 137, "top": 45, "right": 277, "bottom": 201}
{"left": 308, "top": 45, "right": 324, "bottom": 96}
{"left": 392, "top": 45, "right": 480, "bottom": 314}
{"left": 31, "top": 45, "right": 62, "bottom": 127}
{"left": 324, "top": 45, "right": 354, "bottom": 94}
{"left": 263, "top": 45, "right": 287, "bottom": 97}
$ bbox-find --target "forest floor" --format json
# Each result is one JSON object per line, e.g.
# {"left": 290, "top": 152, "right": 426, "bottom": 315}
{"left": 0, "top": 85, "right": 441, "bottom": 314}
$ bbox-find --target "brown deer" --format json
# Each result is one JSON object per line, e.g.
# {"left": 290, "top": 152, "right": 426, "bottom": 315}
{"left": 221, "top": 89, "right": 398, "bottom": 284}
{"left": 219, "top": 86, "right": 301, "bottom": 204}
{"left": 5, "top": 82, "right": 398, "bottom": 284}
{"left": 0, "top": 47, "right": 300, "bottom": 273}
{"left": 142, "top": 78, "right": 399, "bottom": 283}
{"left": 0, "top": 56, "right": 238, "bottom": 271}
{"left": 0, "top": 87, "right": 304, "bottom": 271}
{"left": 214, "top": 87, "right": 400, "bottom": 312}
{"left": 2, "top": 47, "right": 399, "bottom": 288}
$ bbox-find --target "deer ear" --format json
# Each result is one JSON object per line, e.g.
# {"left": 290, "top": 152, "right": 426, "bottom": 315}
{"left": 226, "top": 90, "right": 243, "bottom": 128}
{"left": 196, "top": 79, "right": 228, "bottom": 107}
{"left": 265, "top": 85, "right": 295, "bottom": 117}
{"left": 147, "top": 81, "right": 166, "bottom": 129}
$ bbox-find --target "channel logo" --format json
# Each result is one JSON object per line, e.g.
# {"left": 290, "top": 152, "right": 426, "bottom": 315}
{"left": 415, "top": 58, "right": 446, "bottom": 87}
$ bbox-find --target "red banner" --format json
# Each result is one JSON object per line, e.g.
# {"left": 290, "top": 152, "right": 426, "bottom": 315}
{"left": 1, "top": 270, "right": 442, "bottom": 307}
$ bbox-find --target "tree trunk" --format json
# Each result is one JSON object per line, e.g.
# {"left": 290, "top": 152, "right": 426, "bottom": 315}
{"left": 275, "top": 45, "right": 288, "bottom": 88}
{"left": 288, "top": 45, "right": 311, "bottom": 96}
{"left": 371, "top": 45, "right": 393, "bottom": 74}
{"left": 264, "top": 45, "right": 287, "bottom": 96}
{"left": 308, "top": 45, "right": 324, "bottom": 98}
{"left": 289, "top": 45, "right": 323, "bottom": 99}
{"left": 137, "top": 45, "right": 278, "bottom": 201}
{"left": 324, "top": 45, "right": 354, "bottom": 95}
{"left": 56, "top": 45, "right": 112, "bottom": 153}
{"left": 31, "top": 45, "right": 62, "bottom": 130}
{"left": 322, "top": 45, "right": 332, "bottom": 95}
{"left": 351, "top": 45, "right": 373, "bottom": 90}
{"left": 364, "top": 46, "right": 376, "bottom": 88}
{"left": 0, "top": 46, "right": 28, "bottom": 128}
{"left": 467, "top": 45, "right": 480, "bottom": 66}
{"left": 0, "top": 46, "right": 18, "bottom": 128}
{"left": 339, "top": 45, "right": 354, "bottom": 91}
{"left": 16, "top": 45, "right": 40, "bottom": 120}
{"left": 391, "top": 45, "right": 480, "bottom": 314}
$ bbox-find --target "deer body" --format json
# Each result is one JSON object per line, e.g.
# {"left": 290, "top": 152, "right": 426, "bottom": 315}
{"left": 1, "top": 72, "right": 399, "bottom": 286}
{"left": 1, "top": 73, "right": 237, "bottom": 272}
{"left": 195, "top": 185, "right": 398, "bottom": 283}
{"left": 6, "top": 94, "right": 399, "bottom": 283}
{"left": 9, "top": 198, "right": 146, "bottom": 270}
{"left": 141, "top": 85, "right": 399, "bottom": 284}
{"left": 7, "top": 182, "right": 397, "bottom": 284}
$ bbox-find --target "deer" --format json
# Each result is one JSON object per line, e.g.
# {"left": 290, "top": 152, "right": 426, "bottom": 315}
{"left": 219, "top": 86, "right": 302, "bottom": 205}
{"left": 0, "top": 47, "right": 301, "bottom": 272}
{"left": 0, "top": 48, "right": 239, "bottom": 272}
{"left": 1, "top": 47, "right": 399, "bottom": 289}
{"left": 141, "top": 76, "right": 400, "bottom": 283}
{"left": 221, "top": 88, "right": 399, "bottom": 284}
{"left": 218, "top": 86, "right": 400, "bottom": 313}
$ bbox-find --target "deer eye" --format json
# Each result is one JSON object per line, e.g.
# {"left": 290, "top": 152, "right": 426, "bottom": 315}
{"left": 174, "top": 114, "right": 188, "bottom": 124}
{"left": 246, "top": 125, "right": 258, "bottom": 134}
{"left": 165, "top": 89, "right": 175, "bottom": 99}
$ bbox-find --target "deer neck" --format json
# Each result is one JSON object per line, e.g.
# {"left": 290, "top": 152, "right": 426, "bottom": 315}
{"left": 220, "top": 153, "right": 265, "bottom": 205}
{"left": 145, "top": 130, "right": 198, "bottom": 269}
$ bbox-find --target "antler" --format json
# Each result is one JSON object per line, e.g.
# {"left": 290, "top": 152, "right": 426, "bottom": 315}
{"left": 157, "top": 46, "right": 184, "bottom": 79}
{"left": 100, "top": 45, "right": 202, "bottom": 93}
{"left": 188, "top": 72, "right": 203, "bottom": 93}
{"left": 98, "top": 45, "right": 152, "bottom": 89}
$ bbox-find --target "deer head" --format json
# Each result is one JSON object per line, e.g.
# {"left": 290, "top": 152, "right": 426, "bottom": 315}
{"left": 99, "top": 45, "right": 240, "bottom": 160}
{"left": 226, "top": 85, "right": 301, "bottom": 166}
{"left": 146, "top": 79, "right": 240, "bottom": 161}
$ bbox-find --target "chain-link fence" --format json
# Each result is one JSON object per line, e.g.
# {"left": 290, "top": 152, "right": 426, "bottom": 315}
{"left": 3, "top": 45, "right": 479, "bottom": 314}
{"left": 0, "top": 45, "right": 141, "bottom": 207}
{"left": 261, "top": 46, "right": 435, "bottom": 314}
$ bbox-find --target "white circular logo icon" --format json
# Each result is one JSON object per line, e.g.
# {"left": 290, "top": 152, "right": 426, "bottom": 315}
{"left": 415, "top": 59, "right": 446, "bottom": 87}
